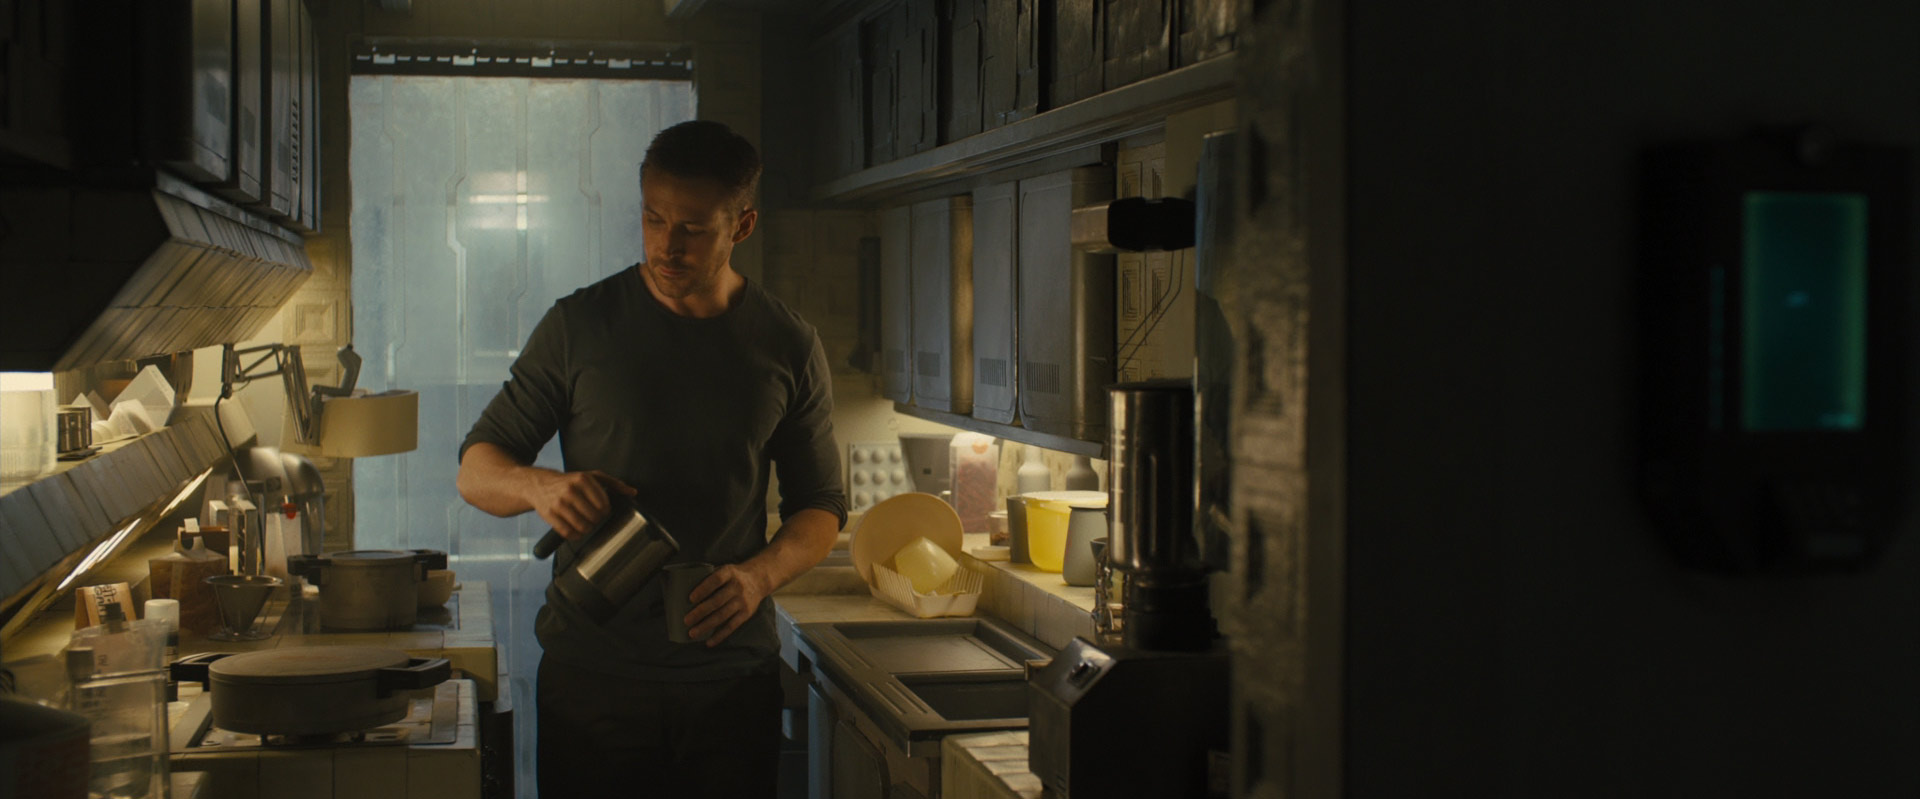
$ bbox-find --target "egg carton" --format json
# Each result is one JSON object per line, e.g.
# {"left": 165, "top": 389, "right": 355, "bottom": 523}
{"left": 847, "top": 442, "right": 912, "bottom": 513}
{"left": 871, "top": 562, "right": 983, "bottom": 619}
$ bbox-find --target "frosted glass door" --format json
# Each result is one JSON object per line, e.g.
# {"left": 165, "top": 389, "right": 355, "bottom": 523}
{"left": 349, "top": 74, "right": 692, "bottom": 797}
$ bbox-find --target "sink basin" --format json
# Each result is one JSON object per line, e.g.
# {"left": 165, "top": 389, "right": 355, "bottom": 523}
{"left": 897, "top": 674, "right": 1028, "bottom": 721}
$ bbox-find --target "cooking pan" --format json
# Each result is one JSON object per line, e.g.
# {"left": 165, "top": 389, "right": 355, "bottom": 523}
{"left": 170, "top": 645, "right": 450, "bottom": 735}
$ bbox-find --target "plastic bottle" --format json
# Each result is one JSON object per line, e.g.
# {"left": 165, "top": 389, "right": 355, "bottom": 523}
{"left": 1064, "top": 455, "right": 1100, "bottom": 491}
{"left": 144, "top": 600, "right": 179, "bottom": 661}
{"left": 1016, "top": 445, "right": 1051, "bottom": 495}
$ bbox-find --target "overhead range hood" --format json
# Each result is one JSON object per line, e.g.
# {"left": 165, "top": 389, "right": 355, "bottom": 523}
{"left": 0, "top": 174, "right": 312, "bottom": 373}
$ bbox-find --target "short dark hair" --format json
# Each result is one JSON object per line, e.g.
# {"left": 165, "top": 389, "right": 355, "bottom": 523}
{"left": 640, "top": 120, "right": 761, "bottom": 209}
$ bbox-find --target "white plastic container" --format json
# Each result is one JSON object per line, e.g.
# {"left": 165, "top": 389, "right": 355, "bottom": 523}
{"left": 0, "top": 372, "right": 56, "bottom": 480}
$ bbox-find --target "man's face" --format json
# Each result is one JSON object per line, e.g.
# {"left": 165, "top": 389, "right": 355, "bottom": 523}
{"left": 640, "top": 168, "right": 756, "bottom": 304}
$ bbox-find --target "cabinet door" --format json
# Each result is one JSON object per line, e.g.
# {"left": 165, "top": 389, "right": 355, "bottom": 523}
{"left": 815, "top": 26, "right": 867, "bottom": 178}
{"left": 971, "top": 181, "right": 1018, "bottom": 423}
{"left": 863, "top": 3, "right": 901, "bottom": 166}
{"left": 880, "top": 205, "right": 914, "bottom": 404}
{"left": 895, "top": 0, "right": 938, "bottom": 155}
{"left": 259, "top": 0, "right": 297, "bottom": 219}
{"left": 1017, "top": 167, "right": 1115, "bottom": 441}
{"left": 1046, "top": 0, "right": 1104, "bottom": 109}
{"left": 142, "top": 0, "right": 233, "bottom": 183}
{"left": 210, "top": 0, "right": 264, "bottom": 204}
{"left": 806, "top": 683, "right": 836, "bottom": 799}
{"left": 1102, "top": 0, "right": 1172, "bottom": 90}
{"left": 910, "top": 196, "right": 973, "bottom": 414}
{"left": 980, "top": 0, "right": 1040, "bottom": 129}
{"left": 831, "top": 718, "right": 889, "bottom": 799}
{"left": 1176, "top": 0, "right": 1238, "bottom": 66}
{"left": 941, "top": 0, "right": 985, "bottom": 143}
{"left": 294, "top": 0, "right": 319, "bottom": 233}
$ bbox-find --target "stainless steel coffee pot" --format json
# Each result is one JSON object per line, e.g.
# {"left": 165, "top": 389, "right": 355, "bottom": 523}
{"left": 533, "top": 501, "right": 679, "bottom": 624}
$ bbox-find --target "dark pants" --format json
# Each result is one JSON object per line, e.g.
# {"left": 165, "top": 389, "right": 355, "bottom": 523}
{"left": 537, "top": 656, "right": 783, "bottom": 798}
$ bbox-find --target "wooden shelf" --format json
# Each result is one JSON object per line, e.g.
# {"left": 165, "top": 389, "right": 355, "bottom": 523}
{"left": 893, "top": 403, "right": 1106, "bottom": 460}
{"left": 813, "top": 54, "right": 1237, "bottom": 204}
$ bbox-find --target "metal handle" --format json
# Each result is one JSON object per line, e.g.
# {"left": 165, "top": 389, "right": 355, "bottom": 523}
{"left": 168, "top": 652, "right": 231, "bottom": 687}
{"left": 532, "top": 530, "right": 563, "bottom": 560}
{"left": 375, "top": 657, "right": 451, "bottom": 697}
{"left": 410, "top": 549, "right": 448, "bottom": 571}
{"left": 286, "top": 554, "right": 329, "bottom": 582}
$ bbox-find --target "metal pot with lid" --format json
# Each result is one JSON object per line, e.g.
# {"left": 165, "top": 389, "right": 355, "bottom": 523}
{"left": 288, "top": 549, "right": 446, "bottom": 631}
{"left": 170, "top": 646, "right": 451, "bottom": 736}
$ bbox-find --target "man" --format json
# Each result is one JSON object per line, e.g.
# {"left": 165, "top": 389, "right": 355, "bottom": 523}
{"left": 455, "top": 120, "right": 845, "bottom": 797}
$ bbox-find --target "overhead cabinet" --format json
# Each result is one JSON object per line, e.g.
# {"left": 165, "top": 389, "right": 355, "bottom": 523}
{"left": 910, "top": 196, "right": 974, "bottom": 414}
{"left": 1017, "top": 167, "right": 1115, "bottom": 442}
{"left": 130, "top": 0, "right": 316, "bottom": 231}
{"left": 881, "top": 205, "right": 915, "bottom": 404}
{"left": 139, "top": 0, "right": 233, "bottom": 184}
{"left": 970, "top": 181, "right": 1019, "bottom": 425}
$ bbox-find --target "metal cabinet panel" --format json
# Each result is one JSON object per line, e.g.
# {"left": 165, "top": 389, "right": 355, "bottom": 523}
{"left": 140, "top": 0, "right": 234, "bottom": 183}
{"left": 1176, "top": 0, "right": 1238, "bottom": 66}
{"left": 209, "top": 0, "right": 265, "bottom": 204}
{"left": 294, "top": 0, "right": 319, "bottom": 233}
{"left": 865, "top": 0, "right": 937, "bottom": 163}
{"left": 896, "top": 0, "right": 939, "bottom": 156}
{"left": 259, "top": 0, "right": 297, "bottom": 219}
{"left": 1017, "top": 166, "right": 1115, "bottom": 442}
{"left": 817, "top": 26, "right": 867, "bottom": 178}
{"left": 1102, "top": 0, "right": 1173, "bottom": 90}
{"left": 910, "top": 195, "right": 973, "bottom": 414}
{"left": 941, "top": 0, "right": 986, "bottom": 143}
{"left": 863, "top": 3, "right": 902, "bottom": 166}
{"left": 806, "top": 682, "right": 836, "bottom": 799}
{"left": 982, "top": 0, "right": 1041, "bottom": 130}
{"left": 971, "top": 181, "right": 1019, "bottom": 424}
{"left": 1046, "top": 0, "right": 1104, "bottom": 109}
{"left": 880, "top": 205, "right": 914, "bottom": 404}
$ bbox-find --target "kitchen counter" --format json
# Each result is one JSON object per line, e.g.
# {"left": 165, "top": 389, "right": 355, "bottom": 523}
{"left": 943, "top": 730, "right": 1045, "bottom": 799}
{"left": 3, "top": 581, "right": 500, "bottom": 702}
{"left": 771, "top": 591, "right": 916, "bottom": 672}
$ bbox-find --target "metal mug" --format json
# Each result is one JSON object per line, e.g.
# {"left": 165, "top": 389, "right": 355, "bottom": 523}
{"left": 56, "top": 405, "right": 91, "bottom": 454}
{"left": 662, "top": 562, "right": 716, "bottom": 643}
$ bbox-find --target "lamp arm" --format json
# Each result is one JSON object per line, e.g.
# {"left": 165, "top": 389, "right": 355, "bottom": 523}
{"left": 220, "top": 342, "right": 370, "bottom": 446}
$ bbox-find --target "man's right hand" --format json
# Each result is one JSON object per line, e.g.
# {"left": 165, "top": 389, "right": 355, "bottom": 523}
{"left": 529, "top": 470, "right": 639, "bottom": 541}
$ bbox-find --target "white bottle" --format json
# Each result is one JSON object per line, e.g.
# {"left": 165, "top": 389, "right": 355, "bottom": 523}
{"left": 1016, "top": 445, "right": 1051, "bottom": 496}
{"left": 1064, "top": 455, "right": 1100, "bottom": 491}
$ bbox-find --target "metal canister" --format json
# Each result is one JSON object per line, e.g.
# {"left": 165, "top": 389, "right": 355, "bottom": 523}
{"left": 1107, "top": 379, "right": 1204, "bottom": 579}
{"left": 55, "top": 405, "right": 91, "bottom": 454}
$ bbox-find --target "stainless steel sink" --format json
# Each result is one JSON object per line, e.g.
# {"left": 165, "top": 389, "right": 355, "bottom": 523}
{"left": 796, "top": 616, "right": 1052, "bottom": 754}
{"left": 897, "top": 674, "right": 1029, "bottom": 721}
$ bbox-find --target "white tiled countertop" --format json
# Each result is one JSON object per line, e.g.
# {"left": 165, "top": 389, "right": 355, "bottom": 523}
{"left": 943, "top": 731, "right": 1045, "bottom": 799}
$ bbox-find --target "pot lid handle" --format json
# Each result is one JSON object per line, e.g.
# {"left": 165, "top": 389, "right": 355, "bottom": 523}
{"left": 375, "top": 657, "right": 451, "bottom": 698}
{"left": 287, "top": 554, "right": 330, "bottom": 581}
{"left": 168, "top": 652, "right": 231, "bottom": 687}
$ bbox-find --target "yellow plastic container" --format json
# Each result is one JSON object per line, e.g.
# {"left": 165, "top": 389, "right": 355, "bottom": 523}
{"left": 1020, "top": 490, "right": 1107, "bottom": 572}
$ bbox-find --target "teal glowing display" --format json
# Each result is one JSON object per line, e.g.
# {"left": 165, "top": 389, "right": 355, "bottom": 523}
{"left": 1740, "top": 191, "right": 1869, "bottom": 431}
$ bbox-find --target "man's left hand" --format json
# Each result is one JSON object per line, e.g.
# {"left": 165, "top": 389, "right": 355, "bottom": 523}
{"left": 684, "top": 563, "right": 773, "bottom": 647}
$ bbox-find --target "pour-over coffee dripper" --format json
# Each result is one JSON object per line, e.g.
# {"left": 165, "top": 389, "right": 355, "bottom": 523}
{"left": 205, "top": 575, "right": 281, "bottom": 641}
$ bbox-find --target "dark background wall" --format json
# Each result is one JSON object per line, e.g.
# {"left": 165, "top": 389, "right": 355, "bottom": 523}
{"left": 1343, "top": 0, "right": 1920, "bottom": 794}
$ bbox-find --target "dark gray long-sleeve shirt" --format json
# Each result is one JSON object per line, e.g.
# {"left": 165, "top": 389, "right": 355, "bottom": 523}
{"left": 461, "top": 266, "right": 846, "bottom": 681}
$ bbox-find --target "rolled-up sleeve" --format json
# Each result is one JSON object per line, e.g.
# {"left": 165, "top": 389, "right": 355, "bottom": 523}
{"left": 459, "top": 304, "right": 570, "bottom": 464}
{"left": 768, "top": 335, "right": 847, "bottom": 527}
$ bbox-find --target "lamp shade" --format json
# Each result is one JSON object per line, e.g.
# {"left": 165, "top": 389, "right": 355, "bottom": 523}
{"left": 316, "top": 390, "right": 418, "bottom": 458}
